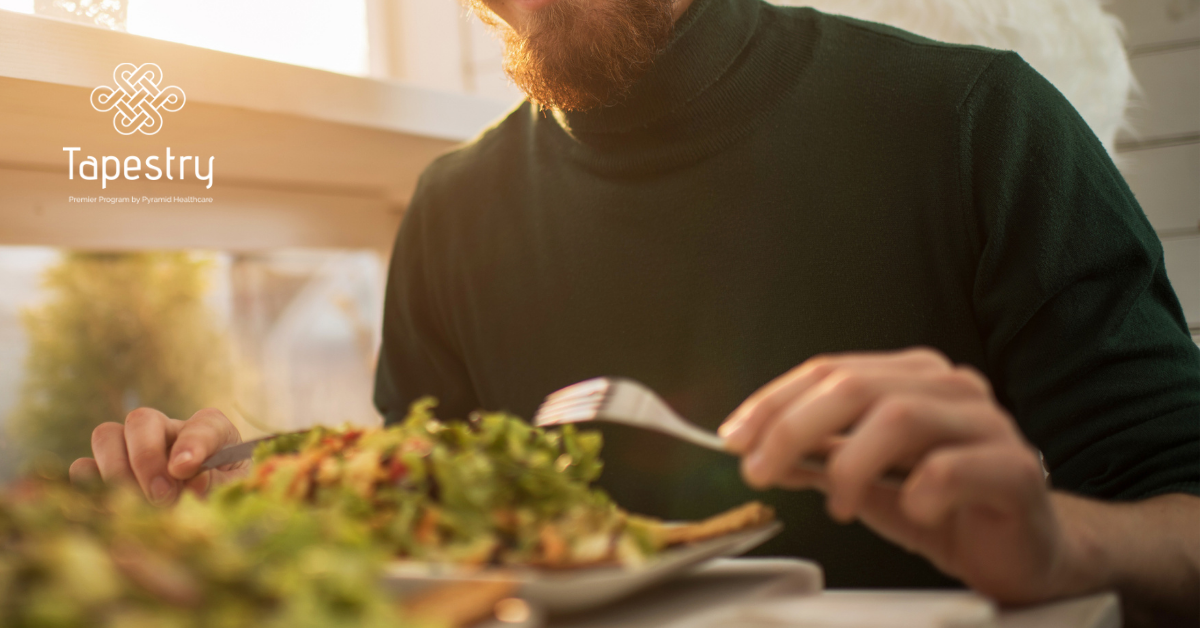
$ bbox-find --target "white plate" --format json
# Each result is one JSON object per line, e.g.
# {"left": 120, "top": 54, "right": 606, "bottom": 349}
{"left": 380, "top": 521, "right": 783, "bottom": 614}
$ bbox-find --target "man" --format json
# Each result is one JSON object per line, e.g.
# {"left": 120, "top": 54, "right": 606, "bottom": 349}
{"left": 74, "top": 0, "right": 1198, "bottom": 623}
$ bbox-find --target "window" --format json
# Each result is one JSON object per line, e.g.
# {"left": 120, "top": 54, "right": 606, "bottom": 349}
{"left": 0, "top": 246, "right": 386, "bottom": 481}
{"left": 127, "top": 0, "right": 370, "bottom": 77}
{"left": 2, "top": 0, "right": 369, "bottom": 76}
{"left": 0, "top": 0, "right": 522, "bottom": 103}
{"left": 0, "top": 0, "right": 513, "bottom": 481}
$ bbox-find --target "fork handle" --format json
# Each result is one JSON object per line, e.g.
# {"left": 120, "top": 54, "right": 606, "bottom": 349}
{"left": 675, "top": 423, "right": 908, "bottom": 489}
{"left": 793, "top": 453, "right": 908, "bottom": 489}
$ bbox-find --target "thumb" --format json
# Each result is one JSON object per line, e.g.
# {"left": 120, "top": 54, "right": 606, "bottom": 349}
{"left": 167, "top": 409, "right": 241, "bottom": 480}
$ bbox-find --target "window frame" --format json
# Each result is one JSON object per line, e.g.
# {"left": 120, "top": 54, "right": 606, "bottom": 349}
{"left": 0, "top": 8, "right": 509, "bottom": 254}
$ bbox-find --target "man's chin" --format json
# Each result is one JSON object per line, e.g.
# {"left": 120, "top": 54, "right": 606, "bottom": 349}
{"left": 471, "top": 0, "right": 560, "bottom": 34}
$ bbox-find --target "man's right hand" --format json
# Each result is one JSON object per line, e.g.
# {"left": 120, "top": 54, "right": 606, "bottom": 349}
{"left": 69, "top": 407, "right": 249, "bottom": 505}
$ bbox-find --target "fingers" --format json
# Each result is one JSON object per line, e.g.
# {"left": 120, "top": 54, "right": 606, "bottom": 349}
{"left": 91, "top": 422, "right": 137, "bottom": 485}
{"left": 69, "top": 457, "right": 101, "bottom": 485}
{"left": 184, "top": 470, "right": 213, "bottom": 496}
{"left": 84, "top": 407, "right": 238, "bottom": 505}
{"left": 825, "top": 396, "right": 1014, "bottom": 521}
{"left": 821, "top": 440, "right": 1046, "bottom": 565}
{"left": 720, "top": 359, "right": 837, "bottom": 451}
{"left": 123, "top": 408, "right": 184, "bottom": 505}
{"left": 167, "top": 408, "right": 241, "bottom": 480}
{"left": 774, "top": 465, "right": 830, "bottom": 491}
{"left": 739, "top": 367, "right": 992, "bottom": 489}
{"left": 901, "top": 441, "right": 1045, "bottom": 527}
{"left": 721, "top": 348, "right": 954, "bottom": 453}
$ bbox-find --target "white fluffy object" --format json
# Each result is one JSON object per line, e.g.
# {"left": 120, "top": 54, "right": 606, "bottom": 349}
{"left": 773, "top": 0, "right": 1134, "bottom": 153}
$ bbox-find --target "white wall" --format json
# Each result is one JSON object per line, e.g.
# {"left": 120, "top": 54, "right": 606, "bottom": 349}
{"left": 1108, "top": 0, "right": 1200, "bottom": 341}
{"left": 367, "top": 0, "right": 523, "bottom": 104}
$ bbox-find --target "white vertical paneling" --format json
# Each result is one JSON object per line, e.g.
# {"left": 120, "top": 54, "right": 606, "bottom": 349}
{"left": 1106, "top": 0, "right": 1200, "bottom": 50}
{"left": 1112, "top": 2, "right": 1199, "bottom": 337}
{"left": 1123, "top": 47, "right": 1200, "bottom": 142}
{"left": 1121, "top": 142, "right": 1200, "bottom": 233}
{"left": 1163, "top": 236, "right": 1200, "bottom": 327}
{"left": 465, "top": 18, "right": 523, "bottom": 104}
{"left": 391, "top": 0, "right": 469, "bottom": 93}
{"left": 365, "top": 0, "right": 521, "bottom": 104}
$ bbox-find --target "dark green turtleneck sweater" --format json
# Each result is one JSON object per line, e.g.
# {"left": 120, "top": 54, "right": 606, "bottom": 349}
{"left": 376, "top": 0, "right": 1200, "bottom": 587}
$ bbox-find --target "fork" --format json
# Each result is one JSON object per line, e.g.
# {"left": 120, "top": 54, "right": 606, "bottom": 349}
{"left": 533, "top": 377, "right": 906, "bottom": 488}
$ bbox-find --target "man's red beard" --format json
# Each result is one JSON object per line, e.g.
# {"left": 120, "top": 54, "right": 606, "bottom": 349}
{"left": 468, "top": 0, "right": 675, "bottom": 111}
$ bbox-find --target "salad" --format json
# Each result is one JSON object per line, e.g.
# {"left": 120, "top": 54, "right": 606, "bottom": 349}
{"left": 0, "top": 400, "right": 773, "bottom": 627}
{"left": 0, "top": 480, "right": 476, "bottom": 628}
{"left": 223, "top": 399, "right": 774, "bottom": 568}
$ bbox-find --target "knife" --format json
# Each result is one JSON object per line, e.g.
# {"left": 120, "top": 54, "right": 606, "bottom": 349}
{"left": 200, "top": 435, "right": 280, "bottom": 470}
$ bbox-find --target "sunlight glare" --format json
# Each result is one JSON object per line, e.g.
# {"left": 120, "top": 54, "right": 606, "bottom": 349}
{"left": 0, "top": 0, "right": 32, "bottom": 13}
{"left": 126, "top": 0, "right": 369, "bottom": 76}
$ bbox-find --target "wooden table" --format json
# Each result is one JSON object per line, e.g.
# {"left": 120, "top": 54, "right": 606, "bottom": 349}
{"left": 546, "top": 559, "right": 1119, "bottom": 628}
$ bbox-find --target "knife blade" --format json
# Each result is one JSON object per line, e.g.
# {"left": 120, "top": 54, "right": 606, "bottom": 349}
{"left": 200, "top": 436, "right": 277, "bottom": 470}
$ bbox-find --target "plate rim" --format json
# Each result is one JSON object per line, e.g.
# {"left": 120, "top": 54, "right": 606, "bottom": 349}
{"left": 380, "top": 520, "right": 784, "bottom": 584}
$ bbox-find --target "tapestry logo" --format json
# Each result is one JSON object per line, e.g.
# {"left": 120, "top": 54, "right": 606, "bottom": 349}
{"left": 90, "top": 63, "right": 185, "bottom": 136}
{"left": 68, "top": 62, "right": 213, "bottom": 190}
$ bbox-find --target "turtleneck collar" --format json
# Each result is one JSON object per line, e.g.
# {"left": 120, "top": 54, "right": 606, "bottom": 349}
{"left": 536, "top": 0, "right": 814, "bottom": 174}
{"left": 553, "top": 0, "right": 761, "bottom": 134}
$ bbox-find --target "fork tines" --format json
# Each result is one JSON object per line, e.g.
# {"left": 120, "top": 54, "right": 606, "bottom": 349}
{"left": 533, "top": 377, "right": 617, "bottom": 427}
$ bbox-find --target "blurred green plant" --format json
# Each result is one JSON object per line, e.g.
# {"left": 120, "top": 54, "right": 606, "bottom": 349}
{"left": 8, "top": 252, "right": 232, "bottom": 475}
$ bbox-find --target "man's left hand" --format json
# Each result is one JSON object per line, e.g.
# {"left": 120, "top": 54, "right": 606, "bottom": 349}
{"left": 719, "top": 347, "right": 1091, "bottom": 604}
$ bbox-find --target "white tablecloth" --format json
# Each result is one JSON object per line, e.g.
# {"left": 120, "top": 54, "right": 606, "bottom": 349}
{"left": 547, "top": 559, "right": 1119, "bottom": 628}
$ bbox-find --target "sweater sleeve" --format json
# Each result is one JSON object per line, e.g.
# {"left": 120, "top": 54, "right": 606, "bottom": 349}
{"left": 374, "top": 176, "right": 480, "bottom": 425}
{"left": 961, "top": 52, "right": 1199, "bottom": 500}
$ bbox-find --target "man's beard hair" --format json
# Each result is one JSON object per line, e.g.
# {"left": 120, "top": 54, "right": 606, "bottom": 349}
{"left": 469, "top": 0, "right": 675, "bottom": 111}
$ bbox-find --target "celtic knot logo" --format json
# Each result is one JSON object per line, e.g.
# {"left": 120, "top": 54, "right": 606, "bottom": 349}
{"left": 90, "top": 63, "right": 185, "bottom": 135}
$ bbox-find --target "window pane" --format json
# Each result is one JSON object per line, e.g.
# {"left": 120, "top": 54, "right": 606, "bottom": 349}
{"left": 6, "top": 0, "right": 369, "bottom": 75}
{"left": 0, "top": 0, "right": 32, "bottom": 13}
{"left": 127, "top": 0, "right": 369, "bottom": 75}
